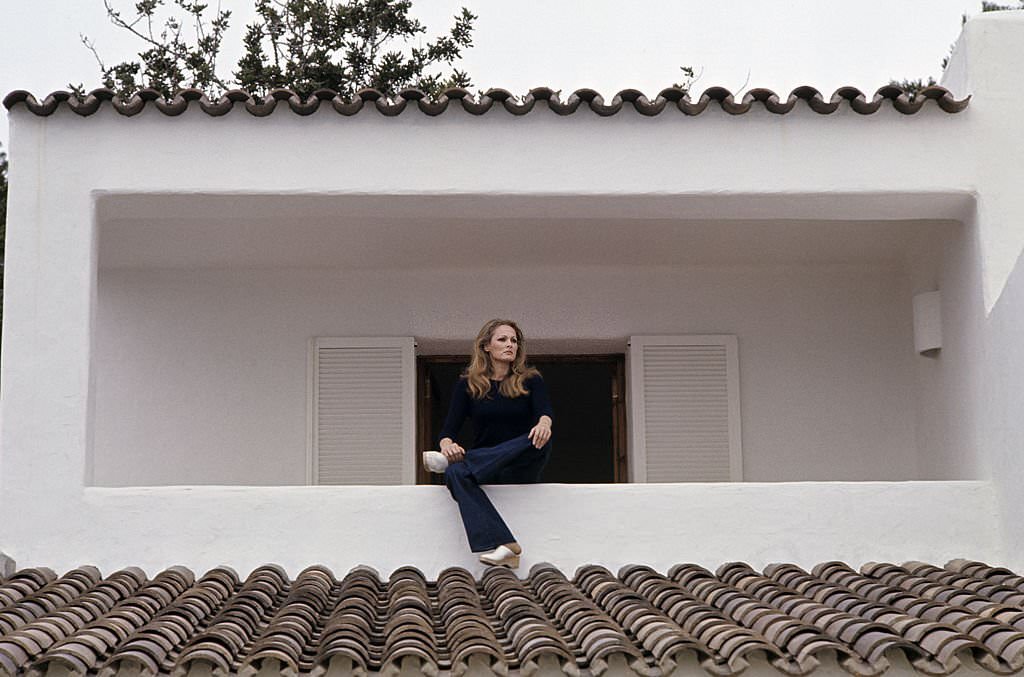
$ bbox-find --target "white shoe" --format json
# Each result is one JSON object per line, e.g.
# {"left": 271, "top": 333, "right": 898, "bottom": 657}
{"left": 479, "top": 544, "right": 521, "bottom": 569}
{"left": 422, "top": 451, "right": 449, "bottom": 474}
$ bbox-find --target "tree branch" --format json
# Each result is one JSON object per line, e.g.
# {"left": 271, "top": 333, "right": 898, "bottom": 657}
{"left": 80, "top": 33, "right": 109, "bottom": 72}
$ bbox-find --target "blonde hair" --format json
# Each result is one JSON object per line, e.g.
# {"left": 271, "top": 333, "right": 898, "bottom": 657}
{"left": 465, "top": 319, "right": 540, "bottom": 399}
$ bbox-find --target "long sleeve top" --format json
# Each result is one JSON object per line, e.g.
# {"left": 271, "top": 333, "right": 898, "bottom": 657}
{"left": 438, "top": 375, "right": 554, "bottom": 449}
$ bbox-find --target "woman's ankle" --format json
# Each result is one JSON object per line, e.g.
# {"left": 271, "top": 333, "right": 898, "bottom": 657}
{"left": 504, "top": 542, "right": 522, "bottom": 554}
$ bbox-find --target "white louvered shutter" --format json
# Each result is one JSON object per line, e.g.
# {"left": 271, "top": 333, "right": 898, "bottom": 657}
{"left": 311, "top": 338, "right": 415, "bottom": 485}
{"left": 628, "top": 336, "right": 742, "bottom": 482}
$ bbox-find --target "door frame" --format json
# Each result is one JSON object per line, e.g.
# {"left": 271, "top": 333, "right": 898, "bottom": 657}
{"left": 416, "top": 354, "right": 628, "bottom": 484}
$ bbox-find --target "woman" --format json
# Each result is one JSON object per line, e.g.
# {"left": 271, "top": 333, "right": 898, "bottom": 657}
{"left": 422, "top": 319, "right": 553, "bottom": 569}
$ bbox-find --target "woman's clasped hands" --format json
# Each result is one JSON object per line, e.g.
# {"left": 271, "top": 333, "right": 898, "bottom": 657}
{"left": 440, "top": 439, "right": 466, "bottom": 462}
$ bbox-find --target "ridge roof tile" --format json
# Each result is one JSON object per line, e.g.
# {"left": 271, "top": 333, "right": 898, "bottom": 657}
{"left": 3, "top": 85, "right": 970, "bottom": 120}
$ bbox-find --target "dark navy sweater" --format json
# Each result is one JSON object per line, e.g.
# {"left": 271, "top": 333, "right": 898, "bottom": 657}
{"left": 439, "top": 375, "right": 554, "bottom": 449}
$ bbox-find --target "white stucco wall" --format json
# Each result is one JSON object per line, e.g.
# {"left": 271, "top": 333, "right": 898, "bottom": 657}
{"left": 2, "top": 480, "right": 1003, "bottom": 579}
{"left": 93, "top": 261, "right": 919, "bottom": 486}
{"left": 902, "top": 213, "right": 1024, "bottom": 562}
{"left": 984, "top": 249, "right": 1024, "bottom": 558}
{"left": 941, "top": 13, "right": 1024, "bottom": 313}
{"left": 934, "top": 13, "right": 1024, "bottom": 561}
{"left": 905, "top": 217, "right": 984, "bottom": 481}
{"left": 5, "top": 13, "right": 1024, "bottom": 571}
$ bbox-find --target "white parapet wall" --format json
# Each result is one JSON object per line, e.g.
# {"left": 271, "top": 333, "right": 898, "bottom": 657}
{"left": 0, "top": 480, "right": 998, "bottom": 577}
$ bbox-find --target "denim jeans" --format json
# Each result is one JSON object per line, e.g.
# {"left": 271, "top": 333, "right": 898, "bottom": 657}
{"left": 443, "top": 433, "right": 551, "bottom": 552}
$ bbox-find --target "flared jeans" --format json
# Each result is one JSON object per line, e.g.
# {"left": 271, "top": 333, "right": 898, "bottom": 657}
{"left": 443, "top": 433, "right": 551, "bottom": 552}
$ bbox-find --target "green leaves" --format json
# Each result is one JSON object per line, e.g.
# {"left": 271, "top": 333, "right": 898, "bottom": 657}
{"left": 673, "top": 66, "right": 696, "bottom": 94}
{"left": 236, "top": 0, "right": 477, "bottom": 99}
{"left": 78, "top": 0, "right": 477, "bottom": 101}
{"left": 75, "top": 0, "right": 232, "bottom": 99}
{"left": 981, "top": 1, "right": 1023, "bottom": 11}
{"left": 891, "top": 77, "right": 937, "bottom": 102}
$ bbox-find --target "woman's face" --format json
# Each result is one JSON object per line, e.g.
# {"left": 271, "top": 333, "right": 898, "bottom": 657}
{"left": 484, "top": 324, "right": 519, "bottom": 365}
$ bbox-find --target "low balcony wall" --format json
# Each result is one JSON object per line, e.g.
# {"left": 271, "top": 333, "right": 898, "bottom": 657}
{"left": 1, "top": 480, "right": 1002, "bottom": 577}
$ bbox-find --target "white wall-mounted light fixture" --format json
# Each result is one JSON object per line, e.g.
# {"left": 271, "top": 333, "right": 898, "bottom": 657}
{"left": 913, "top": 291, "right": 942, "bottom": 356}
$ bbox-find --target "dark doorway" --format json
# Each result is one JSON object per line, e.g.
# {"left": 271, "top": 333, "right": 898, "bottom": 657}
{"left": 417, "top": 355, "right": 627, "bottom": 484}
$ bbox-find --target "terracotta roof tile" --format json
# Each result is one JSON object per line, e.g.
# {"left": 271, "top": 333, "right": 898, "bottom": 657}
{"left": 3, "top": 85, "right": 969, "bottom": 119}
{"left": 2, "top": 559, "right": 1024, "bottom": 675}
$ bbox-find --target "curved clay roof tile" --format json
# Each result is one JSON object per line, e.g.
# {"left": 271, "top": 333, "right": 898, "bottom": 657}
{"left": 4, "top": 85, "right": 969, "bottom": 119}
{"left": 4, "top": 559, "right": 1024, "bottom": 675}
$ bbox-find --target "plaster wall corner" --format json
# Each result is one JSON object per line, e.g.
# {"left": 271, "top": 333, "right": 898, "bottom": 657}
{"left": 942, "top": 12, "right": 1024, "bottom": 313}
{"left": 0, "top": 113, "right": 97, "bottom": 507}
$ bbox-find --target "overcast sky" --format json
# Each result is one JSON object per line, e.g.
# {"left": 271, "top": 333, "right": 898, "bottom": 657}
{"left": 0, "top": 1, "right": 997, "bottom": 149}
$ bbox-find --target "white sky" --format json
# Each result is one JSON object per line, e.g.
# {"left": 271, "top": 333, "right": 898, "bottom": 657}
{"left": 0, "top": 0, "right": 998, "bottom": 149}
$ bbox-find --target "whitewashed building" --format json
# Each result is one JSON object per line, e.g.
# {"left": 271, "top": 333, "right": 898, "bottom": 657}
{"left": 1, "top": 12, "right": 1024, "bottom": 677}
{"left": 3, "top": 12, "right": 1022, "bottom": 576}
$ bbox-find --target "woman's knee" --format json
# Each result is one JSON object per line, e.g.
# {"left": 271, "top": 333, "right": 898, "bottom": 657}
{"left": 443, "top": 461, "right": 471, "bottom": 487}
